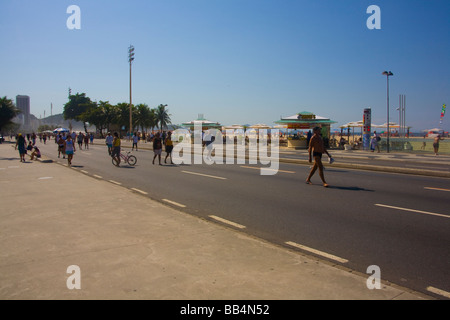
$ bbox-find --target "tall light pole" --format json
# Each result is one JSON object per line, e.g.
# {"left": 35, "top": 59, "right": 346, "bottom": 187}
{"left": 128, "top": 45, "right": 135, "bottom": 140}
{"left": 382, "top": 71, "right": 393, "bottom": 152}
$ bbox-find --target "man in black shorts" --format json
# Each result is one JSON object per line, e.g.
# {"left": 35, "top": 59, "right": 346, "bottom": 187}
{"left": 306, "top": 127, "right": 331, "bottom": 187}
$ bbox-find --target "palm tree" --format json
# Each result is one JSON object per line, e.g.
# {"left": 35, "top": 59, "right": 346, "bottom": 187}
{"left": 0, "top": 96, "right": 21, "bottom": 134}
{"left": 155, "top": 104, "right": 171, "bottom": 132}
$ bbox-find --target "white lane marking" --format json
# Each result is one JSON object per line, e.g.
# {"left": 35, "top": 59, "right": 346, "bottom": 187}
{"left": 0, "top": 168, "right": 5, "bottom": 170}
{"left": 93, "top": 174, "right": 102, "bottom": 179}
{"left": 424, "top": 187, "right": 450, "bottom": 192}
{"left": 38, "top": 177, "right": 53, "bottom": 180}
{"left": 109, "top": 180, "right": 122, "bottom": 185}
{"left": 285, "top": 241, "right": 349, "bottom": 264}
{"left": 375, "top": 204, "right": 450, "bottom": 219}
{"left": 181, "top": 170, "right": 227, "bottom": 180}
{"left": 208, "top": 215, "right": 246, "bottom": 229}
{"left": 240, "top": 165, "right": 295, "bottom": 174}
{"left": 427, "top": 286, "right": 450, "bottom": 299}
{"left": 162, "top": 199, "right": 186, "bottom": 208}
{"left": 81, "top": 170, "right": 89, "bottom": 174}
{"left": 8, "top": 166, "right": 19, "bottom": 168}
{"left": 131, "top": 187, "right": 148, "bottom": 195}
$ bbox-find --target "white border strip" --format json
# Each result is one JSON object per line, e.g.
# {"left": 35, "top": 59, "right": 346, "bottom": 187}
{"left": 131, "top": 187, "right": 148, "bottom": 195}
{"left": 424, "top": 187, "right": 450, "bottom": 192}
{"left": 109, "top": 180, "right": 122, "bottom": 185}
{"left": 375, "top": 204, "right": 449, "bottom": 219}
{"left": 427, "top": 286, "right": 450, "bottom": 299}
{"left": 209, "top": 215, "right": 246, "bottom": 229}
{"left": 162, "top": 199, "right": 186, "bottom": 208}
{"left": 285, "top": 241, "right": 349, "bottom": 263}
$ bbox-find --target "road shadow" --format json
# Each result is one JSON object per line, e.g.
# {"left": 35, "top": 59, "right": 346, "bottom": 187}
{"left": 0, "top": 157, "right": 21, "bottom": 161}
{"left": 115, "top": 165, "right": 135, "bottom": 169}
{"left": 327, "top": 185, "right": 374, "bottom": 192}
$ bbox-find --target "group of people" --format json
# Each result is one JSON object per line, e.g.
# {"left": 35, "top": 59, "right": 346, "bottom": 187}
{"left": 106, "top": 131, "right": 174, "bottom": 167}
{"left": 14, "top": 133, "right": 41, "bottom": 162}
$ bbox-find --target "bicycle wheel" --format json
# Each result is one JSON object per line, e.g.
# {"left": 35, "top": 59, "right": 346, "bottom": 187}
{"left": 112, "top": 156, "right": 120, "bottom": 166}
{"left": 127, "top": 155, "right": 137, "bottom": 166}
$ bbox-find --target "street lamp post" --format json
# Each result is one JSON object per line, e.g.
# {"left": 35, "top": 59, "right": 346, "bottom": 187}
{"left": 382, "top": 71, "right": 393, "bottom": 152}
{"left": 128, "top": 45, "right": 135, "bottom": 140}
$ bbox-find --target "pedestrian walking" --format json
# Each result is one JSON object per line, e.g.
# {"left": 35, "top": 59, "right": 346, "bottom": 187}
{"left": 83, "top": 133, "right": 89, "bottom": 149}
{"left": 105, "top": 132, "right": 114, "bottom": 155}
{"left": 57, "top": 134, "right": 65, "bottom": 158}
{"left": 152, "top": 132, "right": 163, "bottom": 165}
{"left": 371, "top": 131, "right": 381, "bottom": 153}
{"left": 31, "top": 132, "right": 36, "bottom": 145}
{"left": 306, "top": 127, "right": 331, "bottom": 187}
{"left": 15, "top": 133, "right": 27, "bottom": 162}
{"left": 64, "top": 135, "right": 76, "bottom": 166}
{"left": 433, "top": 135, "right": 441, "bottom": 155}
{"left": 164, "top": 131, "right": 174, "bottom": 164}
{"left": 203, "top": 130, "right": 214, "bottom": 162}
{"left": 89, "top": 132, "right": 94, "bottom": 145}
{"left": 77, "top": 132, "right": 84, "bottom": 149}
{"left": 112, "top": 132, "right": 121, "bottom": 166}
{"left": 43, "top": 133, "right": 47, "bottom": 144}
{"left": 132, "top": 132, "right": 139, "bottom": 151}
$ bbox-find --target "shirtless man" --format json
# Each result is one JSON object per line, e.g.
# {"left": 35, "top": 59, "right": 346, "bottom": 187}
{"left": 306, "top": 127, "right": 331, "bottom": 187}
{"left": 433, "top": 135, "right": 441, "bottom": 156}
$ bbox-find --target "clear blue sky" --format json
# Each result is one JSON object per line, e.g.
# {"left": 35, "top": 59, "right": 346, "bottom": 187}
{"left": 1, "top": 0, "right": 449, "bottom": 132}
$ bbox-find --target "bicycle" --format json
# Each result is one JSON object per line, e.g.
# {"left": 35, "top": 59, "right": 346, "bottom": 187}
{"left": 112, "top": 151, "right": 137, "bottom": 166}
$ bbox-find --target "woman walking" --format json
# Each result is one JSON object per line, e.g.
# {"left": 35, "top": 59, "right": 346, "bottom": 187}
{"left": 152, "top": 132, "right": 163, "bottom": 165}
{"left": 164, "top": 131, "right": 174, "bottom": 164}
{"left": 64, "top": 135, "right": 76, "bottom": 166}
{"left": 15, "top": 133, "right": 27, "bottom": 162}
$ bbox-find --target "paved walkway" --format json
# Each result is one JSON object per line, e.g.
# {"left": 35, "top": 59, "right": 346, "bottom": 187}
{"left": 0, "top": 142, "right": 435, "bottom": 300}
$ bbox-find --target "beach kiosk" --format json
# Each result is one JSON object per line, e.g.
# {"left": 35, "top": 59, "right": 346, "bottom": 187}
{"left": 180, "top": 114, "right": 222, "bottom": 143}
{"left": 274, "top": 111, "right": 337, "bottom": 148}
{"left": 181, "top": 114, "right": 222, "bottom": 131}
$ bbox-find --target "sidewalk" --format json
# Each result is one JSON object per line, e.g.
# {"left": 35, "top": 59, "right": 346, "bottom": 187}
{"left": 0, "top": 143, "right": 432, "bottom": 300}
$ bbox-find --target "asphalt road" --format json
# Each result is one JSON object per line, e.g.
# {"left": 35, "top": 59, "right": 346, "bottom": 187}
{"left": 37, "top": 141, "right": 450, "bottom": 299}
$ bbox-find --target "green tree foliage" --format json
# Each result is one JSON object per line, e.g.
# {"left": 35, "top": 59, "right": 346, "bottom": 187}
{"left": 0, "top": 96, "right": 21, "bottom": 133}
{"left": 63, "top": 93, "right": 95, "bottom": 133}
{"left": 155, "top": 104, "right": 172, "bottom": 131}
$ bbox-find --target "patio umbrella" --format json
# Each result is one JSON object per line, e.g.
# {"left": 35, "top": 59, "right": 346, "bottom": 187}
{"left": 53, "top": 128, "right": 70, "bottom": 133}
{"left": 249, "top": 123, "right": 271, "bottom": 129}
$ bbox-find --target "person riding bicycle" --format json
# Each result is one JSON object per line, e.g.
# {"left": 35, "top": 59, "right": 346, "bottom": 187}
{"left": 112, "top": 132, "right": 121, "bottom": 166}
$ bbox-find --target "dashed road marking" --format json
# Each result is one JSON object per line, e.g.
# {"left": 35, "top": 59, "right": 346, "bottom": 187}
{"left": 93, "top": 174, "right": 102, "bottom": 179}
{"left": 208, "top": 215, "right": 246, "bottom": 229}
{"left": 81, "top": 170, "right": 89, "bottom": 174}
{"left": 182, "top": 170, "right": 227, "bottom": 180}
{"left": 38, "top": 177, "right": 53, "bottom": 180}
{"left": 109, "top": 180, "right": 122, "bottom": 185}
{"left": 285, "top": 241, "right": 349, "bottom": 264}
{"left": 162, "top": 199, "right": 186, "bottom": 208}
{"left": 131, "top": 187, "right": 148, "bottom": 195}
{"left": 240, "top": 166, "right": 295, "bottom": 174}
{"left": 375, "top": 204, "right": 449, "bottom": 219}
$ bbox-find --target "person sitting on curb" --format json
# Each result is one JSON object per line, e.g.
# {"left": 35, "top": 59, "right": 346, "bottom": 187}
{"left": 30, "top": 146, "right": 41, "bottom": 161}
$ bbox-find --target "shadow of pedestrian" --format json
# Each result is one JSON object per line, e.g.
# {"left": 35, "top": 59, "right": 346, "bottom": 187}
{"left": 327, "top": 185, "right": 374, "bottom": 192}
